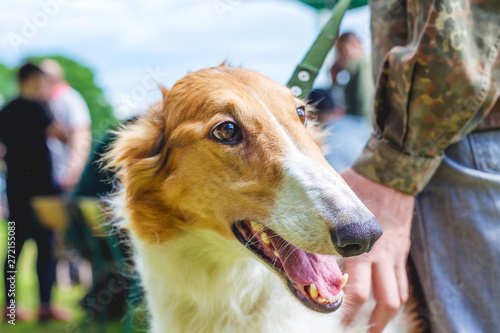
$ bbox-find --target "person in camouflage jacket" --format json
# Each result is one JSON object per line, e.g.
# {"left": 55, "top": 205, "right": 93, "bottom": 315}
{"left": 354, "top": 0, "right": 500, "bottom": 194}
{"left": 341, "top": 0, "right": 500, "bottom": 332}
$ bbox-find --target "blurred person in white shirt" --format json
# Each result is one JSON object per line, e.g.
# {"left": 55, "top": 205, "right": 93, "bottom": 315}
{"left": 41, "top": 60, "right": 91, "bottom": 192}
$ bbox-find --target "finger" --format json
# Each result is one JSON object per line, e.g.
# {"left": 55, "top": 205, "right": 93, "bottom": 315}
{"left": 342, "top": 258, "right": 372, "bottom": 326}
{"left": 369, "top": 262, "right": 401, "bottom": 333}
{"left": 396, "top": 261, "right": 409, "bottom": 305}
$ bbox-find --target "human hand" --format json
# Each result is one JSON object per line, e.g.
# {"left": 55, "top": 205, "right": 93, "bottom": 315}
{"left": 340, "top": 167, "right": 414, "bottom": 333}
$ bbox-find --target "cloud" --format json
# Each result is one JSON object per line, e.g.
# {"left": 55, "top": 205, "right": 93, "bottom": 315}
{"left": 0, "top": 0, "right": 370, "bottom": 117}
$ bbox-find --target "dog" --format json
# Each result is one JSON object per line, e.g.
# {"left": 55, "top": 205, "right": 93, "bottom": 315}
{"left": 106, "top": 65, "right": 414, "bottom": 333}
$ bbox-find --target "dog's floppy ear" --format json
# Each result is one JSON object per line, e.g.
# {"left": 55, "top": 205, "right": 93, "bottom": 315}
{"left": 105, "top": 105, "right": 185, "bottom": 241}
{"left": 105, "top": 105, "right": 167, "bottom": 198}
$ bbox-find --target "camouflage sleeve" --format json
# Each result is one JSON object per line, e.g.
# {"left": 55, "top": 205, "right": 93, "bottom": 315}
{"left": 352, "top": 0, "right": 500, "bottom": 195}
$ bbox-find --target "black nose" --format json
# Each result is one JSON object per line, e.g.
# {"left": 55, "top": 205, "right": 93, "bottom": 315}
{"left": 330, "top": 217, "right": 383, "bottom": 257}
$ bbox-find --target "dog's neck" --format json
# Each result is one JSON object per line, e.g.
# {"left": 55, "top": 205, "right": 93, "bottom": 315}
{"left": 132, "top": 228, "right": 338, "bottom": 333}
{"left": 131, "top": 227, "right": 410, "bottom": 333}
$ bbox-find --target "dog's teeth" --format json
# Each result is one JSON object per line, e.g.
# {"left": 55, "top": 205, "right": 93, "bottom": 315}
{"left": 250, "top": 221, "right": 264, "bottom": 232}
{"left": 309, "top": 283, "right": 318, "bottom": 298}
{"left": 316, "top": 291, "right": 344, "bottom": 305}
{"left": 330, "top": 291, "right": 344, "bottom": 303}
{"left": 341, "top": 273, "right": 348, "bottom": 288}
{"left": 261, "top": 232, "right": 271, "bottom": 245}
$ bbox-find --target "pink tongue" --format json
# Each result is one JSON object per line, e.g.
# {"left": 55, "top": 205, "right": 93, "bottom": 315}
{"left": 268, "top": 231, "right": 342, "bottom": 298}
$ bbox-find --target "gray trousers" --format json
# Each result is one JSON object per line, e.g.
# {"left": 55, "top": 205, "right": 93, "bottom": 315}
{"left": 411, "top": 129, "right": 500, "bottom": 333}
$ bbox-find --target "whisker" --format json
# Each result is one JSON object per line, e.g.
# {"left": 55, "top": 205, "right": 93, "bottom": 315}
{"left": 235, "top": 232, "right": 281, "bottom": 251}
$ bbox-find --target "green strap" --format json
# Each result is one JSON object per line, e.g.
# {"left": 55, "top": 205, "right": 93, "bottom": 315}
{"left": 287, "top": 0, "right": 352, "bottom": 100}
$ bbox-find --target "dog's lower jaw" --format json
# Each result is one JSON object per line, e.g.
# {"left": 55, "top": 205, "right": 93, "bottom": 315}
{"left": 132, "top": 228, "right": 348, "bottom": 333}
{"left": 132, "top": 227, "right": 411, "bottom": 333}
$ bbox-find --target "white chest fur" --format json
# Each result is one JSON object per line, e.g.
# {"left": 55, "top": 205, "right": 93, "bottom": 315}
{"left": 133, "top": 229, "right": 407, "bottom": 333}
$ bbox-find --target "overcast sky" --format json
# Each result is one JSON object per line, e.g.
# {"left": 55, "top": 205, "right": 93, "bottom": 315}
{"left": 0, "top": 0, "right": 370, "bottom": 119}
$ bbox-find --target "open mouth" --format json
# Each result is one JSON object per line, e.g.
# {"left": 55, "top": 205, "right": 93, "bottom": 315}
{"left": 232, "top": 220, "right": 348, "bottom": 313}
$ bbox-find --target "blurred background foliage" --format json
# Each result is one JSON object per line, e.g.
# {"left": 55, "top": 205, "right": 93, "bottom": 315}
{"left": 0, "top": 219, "right": 131, "bottom": 332}
{"left": 298, "top": 0, "right": 367, "bottom": 9}
{"left": 0, "top": 55, "right": 117, "bottom": 138}
{"left": 0, "top": 64, "right": 16, "bottom": 107}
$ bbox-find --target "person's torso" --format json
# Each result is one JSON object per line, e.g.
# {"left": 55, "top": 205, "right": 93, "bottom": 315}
{"left": 0, "top": 98, "right": 56, "bottom": 195}
{"left": 47, "top": 85, "right": 90, "bottom": 181}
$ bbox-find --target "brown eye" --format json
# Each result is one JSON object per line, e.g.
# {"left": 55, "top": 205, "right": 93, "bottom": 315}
{"left": 211, "top": 122, "right": 243, "bottom": 144}
{"left": 297, "top": 107, "right": 307, "bottom": 126}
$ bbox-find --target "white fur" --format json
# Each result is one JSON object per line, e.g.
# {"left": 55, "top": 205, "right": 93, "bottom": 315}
{"left": 252, "top": 92, "right": 374, "bottom": 255}
{"left": 132, "top": 228, "right": 408, "bottom": 333}
{"left": 266, "top": 150, "right": 374, "bottom": 255}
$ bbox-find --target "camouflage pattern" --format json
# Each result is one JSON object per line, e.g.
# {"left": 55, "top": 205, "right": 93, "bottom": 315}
{"left": 352, "top": 0, "right": 500, "bottom": 195}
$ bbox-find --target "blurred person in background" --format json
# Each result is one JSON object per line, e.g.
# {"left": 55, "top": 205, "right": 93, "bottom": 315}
{"left": 330, "top": 32, "right": 374, "bottom": 119}
{"left": 308, "top": 89, "right": 371, "bottom": 172}
{"left": 0, "top": 63, "right": 68, "bottom": 322}
{"left": 0, "top": 144, "right": 6, "bottom": 219}
{"left": 41, "top": 59, "right": 92, "bottom": 192}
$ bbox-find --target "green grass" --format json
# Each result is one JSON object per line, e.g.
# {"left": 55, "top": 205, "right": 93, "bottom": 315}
{"left": 0, "top": 220, "right": 131, "bottom": 332}
{"left": 1, "top": 320, "right": 124, "bottom": 333}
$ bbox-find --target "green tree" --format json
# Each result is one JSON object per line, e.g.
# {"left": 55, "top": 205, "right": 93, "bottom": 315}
{"left": 0, "top": 64, "right": 16, "bottom": 107}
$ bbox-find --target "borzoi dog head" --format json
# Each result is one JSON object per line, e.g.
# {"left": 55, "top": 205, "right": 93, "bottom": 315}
{"left": 106, "top": 66, "right": 382, "bottom": 313}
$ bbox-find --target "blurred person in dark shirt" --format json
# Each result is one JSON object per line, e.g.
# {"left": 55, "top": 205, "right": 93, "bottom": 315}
{"left": 0, "top": 63, "right": 68, "bottom": 322}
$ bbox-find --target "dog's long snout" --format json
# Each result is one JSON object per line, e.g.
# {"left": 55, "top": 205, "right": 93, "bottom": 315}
{"left": 330, "top": 217, "right": 383, "bottom": 257}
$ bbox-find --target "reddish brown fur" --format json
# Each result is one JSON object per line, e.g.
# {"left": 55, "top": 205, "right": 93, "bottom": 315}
{"left": 106, "top": 66, "right": 337, "bottom": 244}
